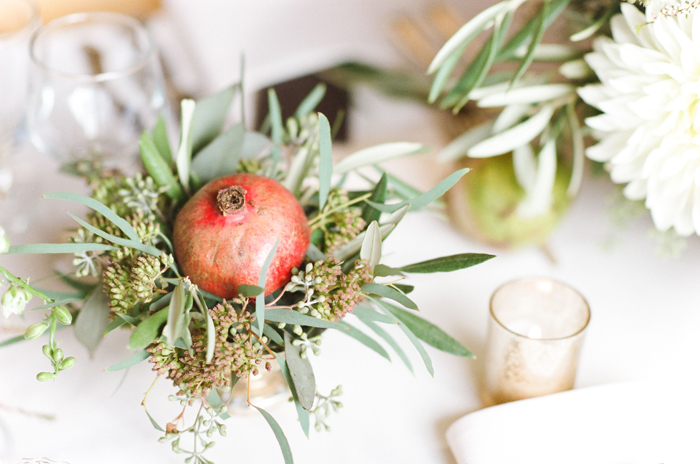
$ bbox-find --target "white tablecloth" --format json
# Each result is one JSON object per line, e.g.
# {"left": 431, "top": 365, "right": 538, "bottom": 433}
{"left": 2, "top": 2, "right": 700, "bottom": 463}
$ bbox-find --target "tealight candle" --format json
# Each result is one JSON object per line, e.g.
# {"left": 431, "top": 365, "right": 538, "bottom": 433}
{"left": 483, "top": 277, "right": 590, "bottom": 406}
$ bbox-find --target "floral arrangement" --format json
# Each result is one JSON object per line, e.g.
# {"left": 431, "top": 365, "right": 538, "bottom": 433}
{"left": 0, "top": 83, "right": 492, "bottom": 463}
{"left": 425, "top": 0, "right": 700, "bottom": 243}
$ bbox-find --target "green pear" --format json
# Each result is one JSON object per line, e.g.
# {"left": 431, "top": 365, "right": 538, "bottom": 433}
{"left": 447, "top": 155, "right": 570, "bottom": 248}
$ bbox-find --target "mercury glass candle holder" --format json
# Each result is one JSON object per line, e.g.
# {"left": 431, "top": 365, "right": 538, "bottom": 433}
{"left": 483, "top": 277, "right": 590, "bottom": 406}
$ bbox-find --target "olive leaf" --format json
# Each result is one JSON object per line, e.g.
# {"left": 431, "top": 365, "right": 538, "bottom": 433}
{"left": 336, "top": 320, "right": 390, "bottom": 361}
{"left": 176, "top": 99, "right": 196, "bottom": 193}
{"left": 162, "top": 281, "right": 187, "bottom": 347}
{"left": 371, "top": 297, "right": 433, "bottom": 376}
{"left": 399, "top": 253, "right": 495, "bottom": 274}
{"left": 6, "top": 243, "right": 118, "bottom": 255}
{"left": 43, "top": 192, "right": 141, "bottom": 242}
{"left": 295, "top": 83, "right": 326, "bottom": 117}
{"left": 318, "top": 112, "right": 333, "bottom": 211}
{"left": 360, "top": 221, "right": 382, "bottom": 268}
{"left": 361, "top": 172, "right": 388, "bottom": 224}
{"left": 357, "top": 317, "right": 413, "bottom": 374}
{"left": 268, "top": 88, "right": 283, "bottom": 163}
{"left": 284, "top": 331, "right": 316, "bottom": 410}
{"left": 361, "top": 283, "right": 418, "bottom": 310}
{"left": 381, "top": 301, "right": 474, "bottom": 358}
{"left": 256, "top": 239, "right": 280, "bottom": 334}
{"left": 352, "top": 305, "right": 395, "bottom": 324}
{"left": 67, "top": 213, "right": 162, "bottom": 257}
{"left": 264, "top": 309, "right": 346, "bottom": 330}
{"left": 74, "top": 288, "right": 111, "bottom": 356}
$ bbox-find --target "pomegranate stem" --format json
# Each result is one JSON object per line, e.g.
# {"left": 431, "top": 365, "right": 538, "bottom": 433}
{"left": 216, "top": 185, "right": 247, "bottom": 216}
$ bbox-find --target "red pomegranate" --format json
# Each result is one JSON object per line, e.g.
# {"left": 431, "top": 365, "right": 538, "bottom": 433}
{"left": 173, "top": 173, "right": 310, "bottom": 298}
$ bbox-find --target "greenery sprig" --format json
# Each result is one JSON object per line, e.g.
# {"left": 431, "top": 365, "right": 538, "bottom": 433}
{"left": 0, "top": 82, "right": 494, "bottom": 464}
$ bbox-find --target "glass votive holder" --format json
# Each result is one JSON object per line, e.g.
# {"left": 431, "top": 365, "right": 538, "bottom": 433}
{"left": 483, "top": 277, "right": 590, "bottom": 406}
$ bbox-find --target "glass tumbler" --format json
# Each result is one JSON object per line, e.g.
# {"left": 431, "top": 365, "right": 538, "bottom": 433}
{"left": 0, "top": 0, "right": 39, "bottom": 196}
{"left": 483, "top": 277, "right": 590, "bottom": 406}
{"left": 26, "top": 12, "right": 167, "bottom": 168}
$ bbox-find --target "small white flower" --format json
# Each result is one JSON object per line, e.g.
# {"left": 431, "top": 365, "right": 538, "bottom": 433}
{"left": 1, "top": 284, "right": 32, "bottom": 318}
{"left": 579, "top": 3, "right": 700, "bottom": 235}
{"left": 0, "top": 226, "right": 9, "bottom": 254}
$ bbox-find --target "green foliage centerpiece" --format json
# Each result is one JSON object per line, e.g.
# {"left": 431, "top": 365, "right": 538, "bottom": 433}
{"left": 0, "top": 83, "right": 493, "bottom": 463}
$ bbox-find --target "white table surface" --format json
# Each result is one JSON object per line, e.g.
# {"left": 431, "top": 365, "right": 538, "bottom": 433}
{"left": 2, "top": 2, "right": 700, "bottom": 463}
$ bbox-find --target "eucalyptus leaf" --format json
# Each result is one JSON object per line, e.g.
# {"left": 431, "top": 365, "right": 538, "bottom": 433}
{"left": 105, "top": 349, "right": 151, "bottom": 372}
{"left": 361, "top": 283, "right": 418, "bottom": 310}
{"left": 517, "top": 138, "right": 557, "bottom": 217}
{"left": 30, "top": 298, "right": 81, "bottom": 311}
{"left": 295, "top": 83, "right": 327, "bottom": 117}
{"left": 6, "top": 243, "right": 117, "bottom": 255}
{"left": 333, "top": 142, "right": 426, "bottom": 175}
{"left": 127, "top": 308, "right": 168, "bottom": 351}
{"left": 103, "top": 317, "right": 127, "bottom": 336}
{"left": 437, "top": 122, "right": 494, "bottom": 162}
{"left": 74, "top": 288, "right": 111, "bottom": 356}
{"left": 149, "top": 292, "right": 173, "bottom": 312}
{"left": 382, "top": 302, "right": 474, "bottom": 358}
{"left": 284, "top": 331, "right": 316, "bottom": 410}
{"left": 192, "top": 83, "right": 239, "bottom": 153}
{"left": 318, "top": 113, "right": 333, "bottom": 211}
{"left": 394, "top": 284, "right": 415, "bottom": 294}
{"left": 238, "top": 284, "right": 265, "bottom": 298}
{"left": 43, "top": 192, "right": 141, "bottom": 242}
{"left": 497, "top": 0, "right": 571, "bottom": 60}
{"left": 360, "top": 221, "right": 382, "bottom": 268}
{"left": 0, "top": 334, "right": 26, "bottom": 348}
{"left": 144, "top": 407, "right": 164, "bottom": 432}
{"left": 275, "top": 354, "right": 310, "bottom": 438}
{"left": 428, "top": 43, "right": 467, "bottom": 103}
{"left": 152, "top": 115, "right": 173, "bottom": 167}
{"left": 263, "top": 325, "right": 284, "bottom": 345}
{"left": 399, "top": 253, "right": 495, "bottom": 274}
{"left": 256, "top": 239, "right": 280, "bottom": 334}
{"left": 336, "top": 320, "right": 390, "bottom": 361}
{"left": 190, "top": 124, "right": 245, "bottom": 182}
{"left": 566, "top": 102, "right": 585, "bottom": 197}
{"left": 264, "top": 309, "right": 347, "bottom": 330}
{"left": 139, "top": 132, "right": 184, "bottom": 201}
{"left": 254, "top": 406, "right": 294, "bottom": 464}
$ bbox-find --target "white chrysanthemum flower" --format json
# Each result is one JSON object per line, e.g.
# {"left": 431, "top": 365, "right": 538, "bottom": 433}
{"left": 579, "top": 2, "right": 700, "bottom": 236}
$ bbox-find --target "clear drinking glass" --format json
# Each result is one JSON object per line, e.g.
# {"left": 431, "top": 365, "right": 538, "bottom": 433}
{"left": 26, "top": 12, "right": 167, "bottom": 168}
{"left": 483, "top": 277, "right": 590, "bottom": 406}
{"left": 0, "top": 0, "right": 39, "bottom": 197}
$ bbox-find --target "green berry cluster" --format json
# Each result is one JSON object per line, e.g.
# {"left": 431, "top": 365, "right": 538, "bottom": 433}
{"left": 149, "top": 301, "right": 271, "bottom": 398}
{"left": 287, "top": 258, "right": 373, "bottom": 322}
{"left": 313, "top": 189, "right": 366, "bottom": 253}
{"left": 103, "top": 253, "right": 172, "bottom": 314}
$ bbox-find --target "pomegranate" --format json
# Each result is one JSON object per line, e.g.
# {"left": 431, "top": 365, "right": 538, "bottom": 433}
{"left": 173, "top": 173, "right": 310, "bottom": 298}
